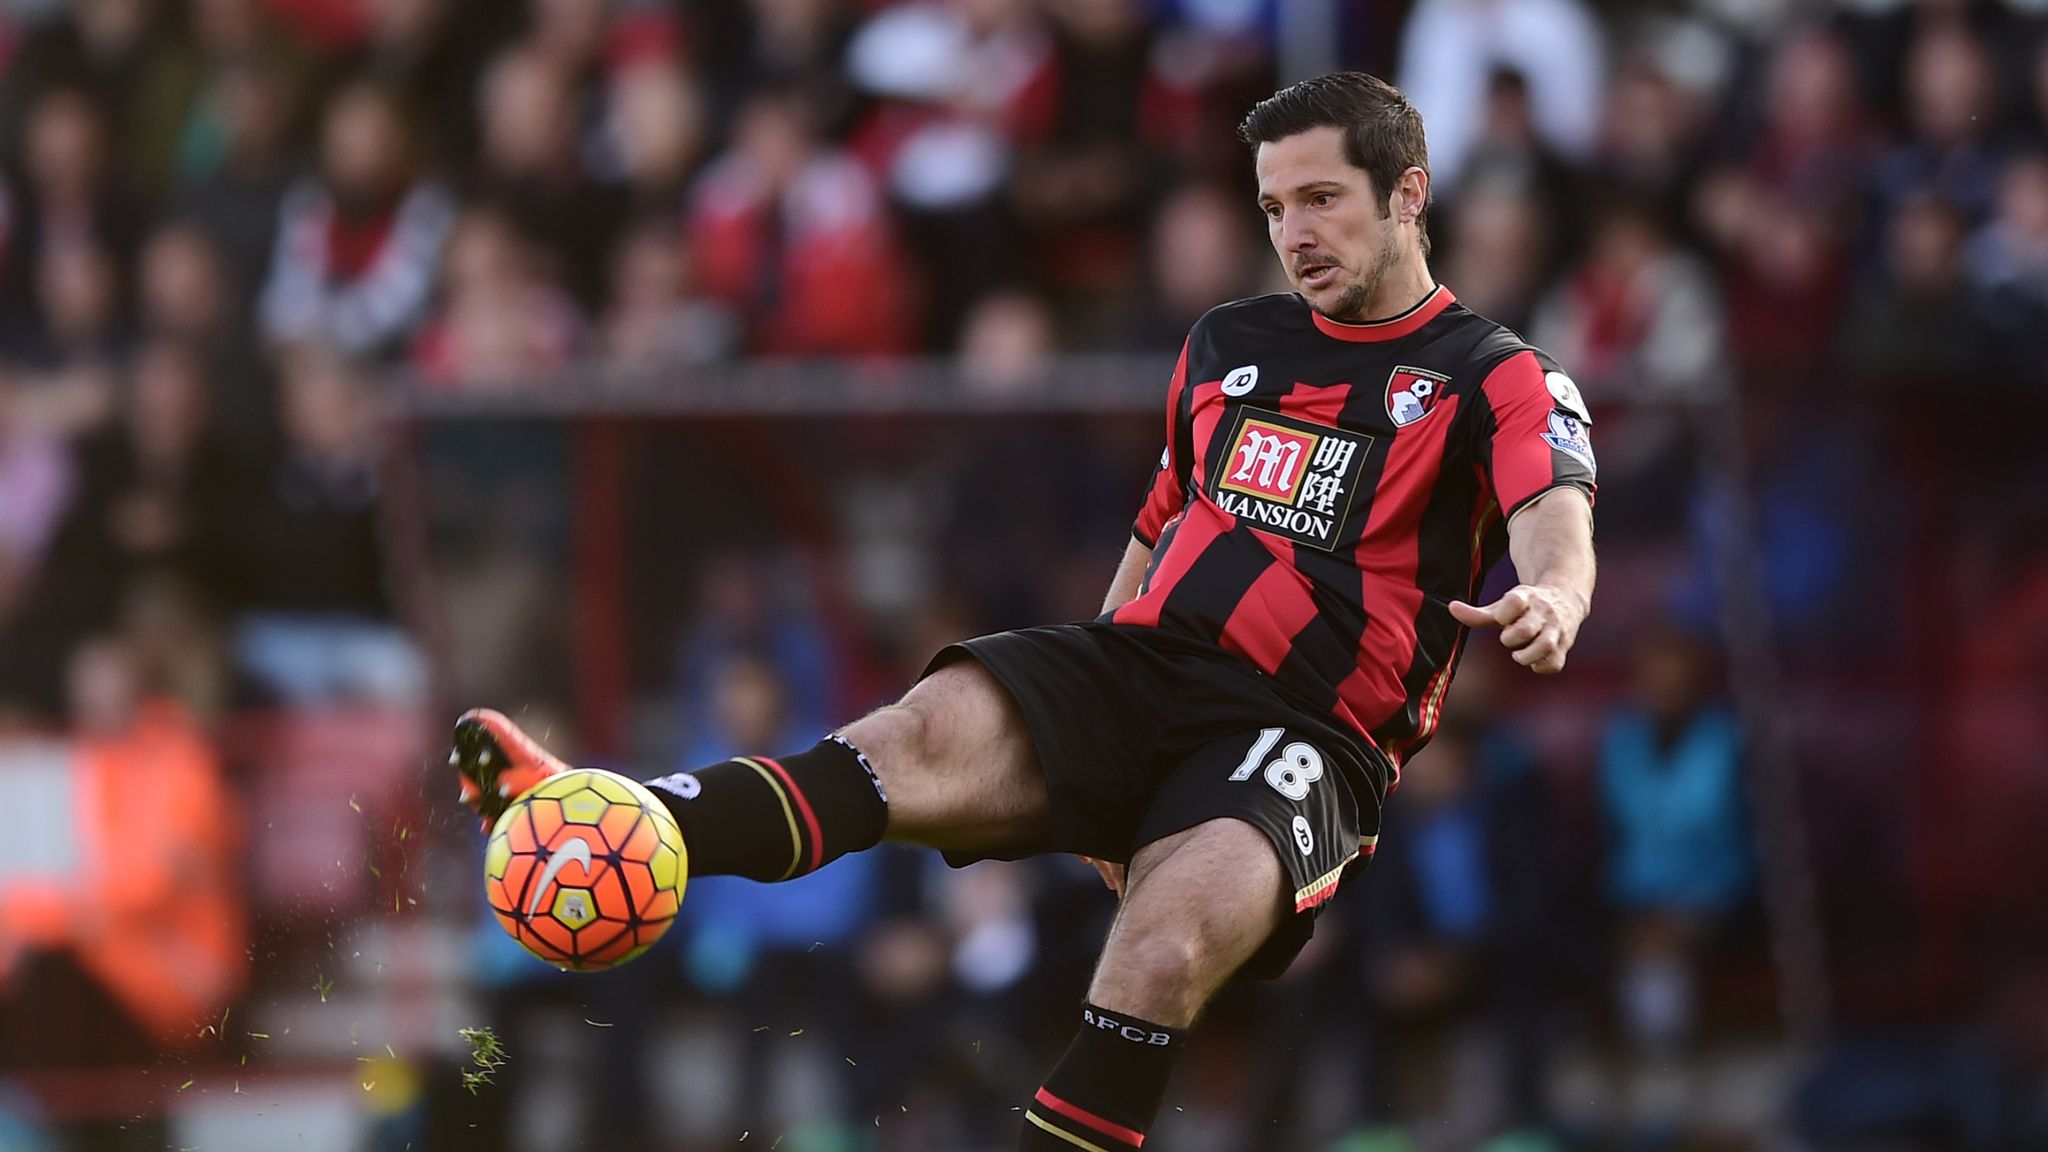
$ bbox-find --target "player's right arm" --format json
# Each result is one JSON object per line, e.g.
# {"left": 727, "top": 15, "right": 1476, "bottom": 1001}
{"left": 1086, "top": 338, "right": 1191, "bottom": 893}
{"left": 1101, "top": 538, "right": 1153, "bottom": 615}
{"left": 1105, "top": 339, "right": 1193, "bottom": 617}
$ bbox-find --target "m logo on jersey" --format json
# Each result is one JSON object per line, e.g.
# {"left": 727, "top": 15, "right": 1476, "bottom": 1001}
{"left": 1211, "top": 409, "right": 1372, "bottom": 551}
{"left": 1220, "top": 417, "right": 1313, "bottom": 503}
{"left": 1385, "top": 366, "right": 1450, "bottom": 427}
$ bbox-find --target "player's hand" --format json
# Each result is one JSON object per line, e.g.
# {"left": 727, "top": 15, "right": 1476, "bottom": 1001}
{"left": 1448, "top": 584, "right": 1586, "bottom": 674}
{"left": 1080, "top": 856, "right": 1125, "bottom": 898}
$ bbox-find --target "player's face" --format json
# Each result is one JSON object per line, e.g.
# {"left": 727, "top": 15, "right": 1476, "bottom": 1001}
{"left": 1255, "top": 126, "right": 1402, "bottom": 322}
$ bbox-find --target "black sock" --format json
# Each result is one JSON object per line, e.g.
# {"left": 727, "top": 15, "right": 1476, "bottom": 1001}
{"left": 640, "top": 735, "right": 888, "bottom": 881}
{"left": 1020, "top": 1003, "right": 1185, "bottom": 1150}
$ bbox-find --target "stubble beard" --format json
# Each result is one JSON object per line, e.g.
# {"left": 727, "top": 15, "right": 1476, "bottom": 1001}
{"left": 1306, "top": 228, "right": 1401, "bottom": 324}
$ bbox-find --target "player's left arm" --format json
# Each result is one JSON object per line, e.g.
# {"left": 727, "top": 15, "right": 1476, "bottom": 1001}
{"left": 1450, "top": 489, "right": 1595, "bottom": 673}
{"left": 1449, "top": 349, "right": 1598, "bottom": 675}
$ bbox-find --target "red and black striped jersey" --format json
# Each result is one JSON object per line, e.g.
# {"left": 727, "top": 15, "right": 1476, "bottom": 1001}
{"left": 1110, "top": 286, "right": 1596, "bottom": 782}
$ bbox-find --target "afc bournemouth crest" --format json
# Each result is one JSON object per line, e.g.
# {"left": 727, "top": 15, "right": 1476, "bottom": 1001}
{"left": 1385, "top": 366, "right": 1450, "bottom": 427}
{"left": 1210, "top": 408, "right": 1373, "bottom": 551}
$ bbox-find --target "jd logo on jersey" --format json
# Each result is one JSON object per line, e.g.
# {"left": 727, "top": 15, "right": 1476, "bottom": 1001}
{"left": 1211, "top": 408, "right": 1372, "bottom": 551}
{"left": 1385, "top": 366, "right": 1450, "bottom": 427}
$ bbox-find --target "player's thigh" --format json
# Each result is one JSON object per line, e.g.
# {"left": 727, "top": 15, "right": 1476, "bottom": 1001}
{"left": 1111, "top": 720, "right": 1372, "bottom": 995}
{"left": 1089, "top": 817, "right": 1288, "bottom": 1027}
{"left": 840, "top": 659, "right": 1049, "bottom": 854}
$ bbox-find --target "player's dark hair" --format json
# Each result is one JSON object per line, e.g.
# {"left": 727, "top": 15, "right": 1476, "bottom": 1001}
{"left": 1239, "top": 72, "right": 1432, "bottom": 256}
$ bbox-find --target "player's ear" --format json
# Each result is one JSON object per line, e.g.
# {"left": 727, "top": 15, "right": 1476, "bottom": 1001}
{"left": 1394, "top": 167, "right": 1429, "bottom": 227}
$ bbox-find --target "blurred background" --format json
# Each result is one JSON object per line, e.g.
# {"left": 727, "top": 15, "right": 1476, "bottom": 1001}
{"left": 0, "top": 0, "right": 2045, "bottom": 1149}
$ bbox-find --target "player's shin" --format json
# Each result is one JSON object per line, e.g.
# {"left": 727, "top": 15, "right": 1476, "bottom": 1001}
{"left": 1019, "top": 1003, "right": 1184, "bottom": 1151}
{"left": 639, "top": 735, "right": 888, "bottom": 881}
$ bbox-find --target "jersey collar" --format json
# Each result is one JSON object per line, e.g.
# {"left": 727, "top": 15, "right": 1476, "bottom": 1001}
{"left": 1308, "top": 285, "right": 1454, "bottom": 343}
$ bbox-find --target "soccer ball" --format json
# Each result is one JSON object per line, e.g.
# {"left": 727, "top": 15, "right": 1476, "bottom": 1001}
{"left": 484, "top": 768, "right": 687, "bottom": 970}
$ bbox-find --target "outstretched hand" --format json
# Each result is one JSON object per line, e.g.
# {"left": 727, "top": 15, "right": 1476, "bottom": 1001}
{"left": 1448, "top": 585, "right": 1586, "bottom": 674}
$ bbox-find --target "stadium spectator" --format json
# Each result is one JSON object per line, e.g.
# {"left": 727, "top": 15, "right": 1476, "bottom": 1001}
{"left": 1530, "top": 195, "right": 1724, "bottom": 402}
{"left": 1449, "top": 68, "right": 1579, "bottom": 238}
{"left": 1009, "top": 0, "right": 1173, "bottom": 300}
{"left": 671, "top": 551, "right": 836, "bottom": 755}
{"left": 957, "top": 289, "right": 1057, "bottom": 398}
{"left": 1584, "top": 44, "right": 1712, "bottom": 237}
{"left": 0, "top": 0, "right": 158, "bottom": 164}
{"left": 1439, "top": 181, "right": 1549, "bottom": 335}
{"left": 1599, "top": 625, "right": 1753, "bottom": 1144}
{"left": 1123, "top": 182, "right": 1259, "bottom": 350}
{"left": 521, "top": 0, "right": 632, "bottom": 180}
{"left": 137, "top": 220, "right": 229, "bottom": 344}
{"left": 170, "top": 56, "right": 295, "bottom": 302}
{"left": 689, "top": 0, "right": 860, "bottom": 136}
{"left": 1346, "top": 656, "right": 1558, "bottom": 1149}
{"left": 1966, "top": 150, "right": 2048, "bottom": 383}
{"left": 124, "top": 0, "right": 312, "bottom": 199}
{"left": 1717, "top": 192, "right": 1850, "bottom": 394}
{"left": 136, "top": 219, "right": 272, "bottom": 452}
{"left": 686, "top": 88, "right": 917, "bottom": 355}
{"left": 117, "top": 572, "right": 226, "bottom": 723}
{"left": 408, "top": 205, "right": 585, "bottom": 388}
{"left": 258, "top": 78, "right": 454, "bottom": 357}
{"left": 845, "top": 0, "right": 1053, "bottom": 344}
{"left": 1872, "top": 23, "right": 2004, "bottom": 230}
{"left": 1601, "top": 626, "right": 1751, "bottom": 918}
{"left": 1743, "top": 27, "right": 1877, "bottom": 220}
{"left": 605, "top": 56, "right": 709, "bottom": 215}
{"left": 49, "top": 339, "right": 246, "bottom": 627}
{"left": 468, "top": 45, "right": 623, "bottom": 311}
{"left": 1838, "top": 191, "right": 1990, "bottom": 388}
{"left": 0, "top": 367, "right": 74, "bottom": 693}
{"left": 0, "top": 630, "right": 245, "bottom": 1067}
{"left": 344, "top": 0, "right": 512, "bottom": 167}
{"left": 0, "top": 366, "right": 71, "bottom": 548}
{"left": 1396, "top": 0, "right": 1606, "bottom": 187}
{"left": 597, "top": 215, "right": 737, "bottom": 368}
{"left": 19, "top": 238, "right": 127, "bottom": 378}
{"left": 55, "top": 632, "right": 246, "bottom": 1041}
{"left": 227, "top": 344, "right": 424, "bottom": 704}
{"left": 0, "top": 88, "right": 140, "bottom": 359}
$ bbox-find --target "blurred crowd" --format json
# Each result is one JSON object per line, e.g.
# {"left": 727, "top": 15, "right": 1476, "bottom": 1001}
{"left": 1, "top": 0, "right": 2047, "bottom": 1149}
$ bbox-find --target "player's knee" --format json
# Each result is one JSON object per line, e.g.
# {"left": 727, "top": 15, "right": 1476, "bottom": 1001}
{"left": 842, "top": 693, "right": 945, "bottom": 789}
{"left": 844, "top": 702, "right": 917, "bottom": 771}
{"left": 850, "top": 662, "right": 998, "bottom": 773}
{"left": 1096, "top": 929, "right": 1210, "bottom": 1012}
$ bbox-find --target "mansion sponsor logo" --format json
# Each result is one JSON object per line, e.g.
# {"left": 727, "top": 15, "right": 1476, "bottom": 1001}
{"left": 1209, "top": 408, "right": 1372, "bottom": 551}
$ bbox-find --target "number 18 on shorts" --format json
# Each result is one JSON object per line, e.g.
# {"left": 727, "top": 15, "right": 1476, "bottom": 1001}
{"left": 1136, "top": 722, "right": 1374, "bottom": 923}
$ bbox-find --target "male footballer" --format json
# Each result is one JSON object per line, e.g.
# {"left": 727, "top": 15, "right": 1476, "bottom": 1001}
{"left": 452, "top": 72, "right": 1596, "bottom": 1150}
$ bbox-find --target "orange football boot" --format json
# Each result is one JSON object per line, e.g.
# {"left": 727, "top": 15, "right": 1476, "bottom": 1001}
{"left": 450, "top": 708, "right": 570, "bottom": 832}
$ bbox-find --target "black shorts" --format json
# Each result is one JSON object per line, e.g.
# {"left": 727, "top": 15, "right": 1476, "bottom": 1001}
{"left": 924, "top": 622, "right": 1388, "bottom": 979}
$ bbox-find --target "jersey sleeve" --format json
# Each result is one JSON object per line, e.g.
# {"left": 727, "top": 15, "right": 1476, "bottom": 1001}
{"left": 1132, "top": 338, "right": 1193, "bottom": 547}
{"left": 1476, "top": 349, "right": 1596, "bottom": 520}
